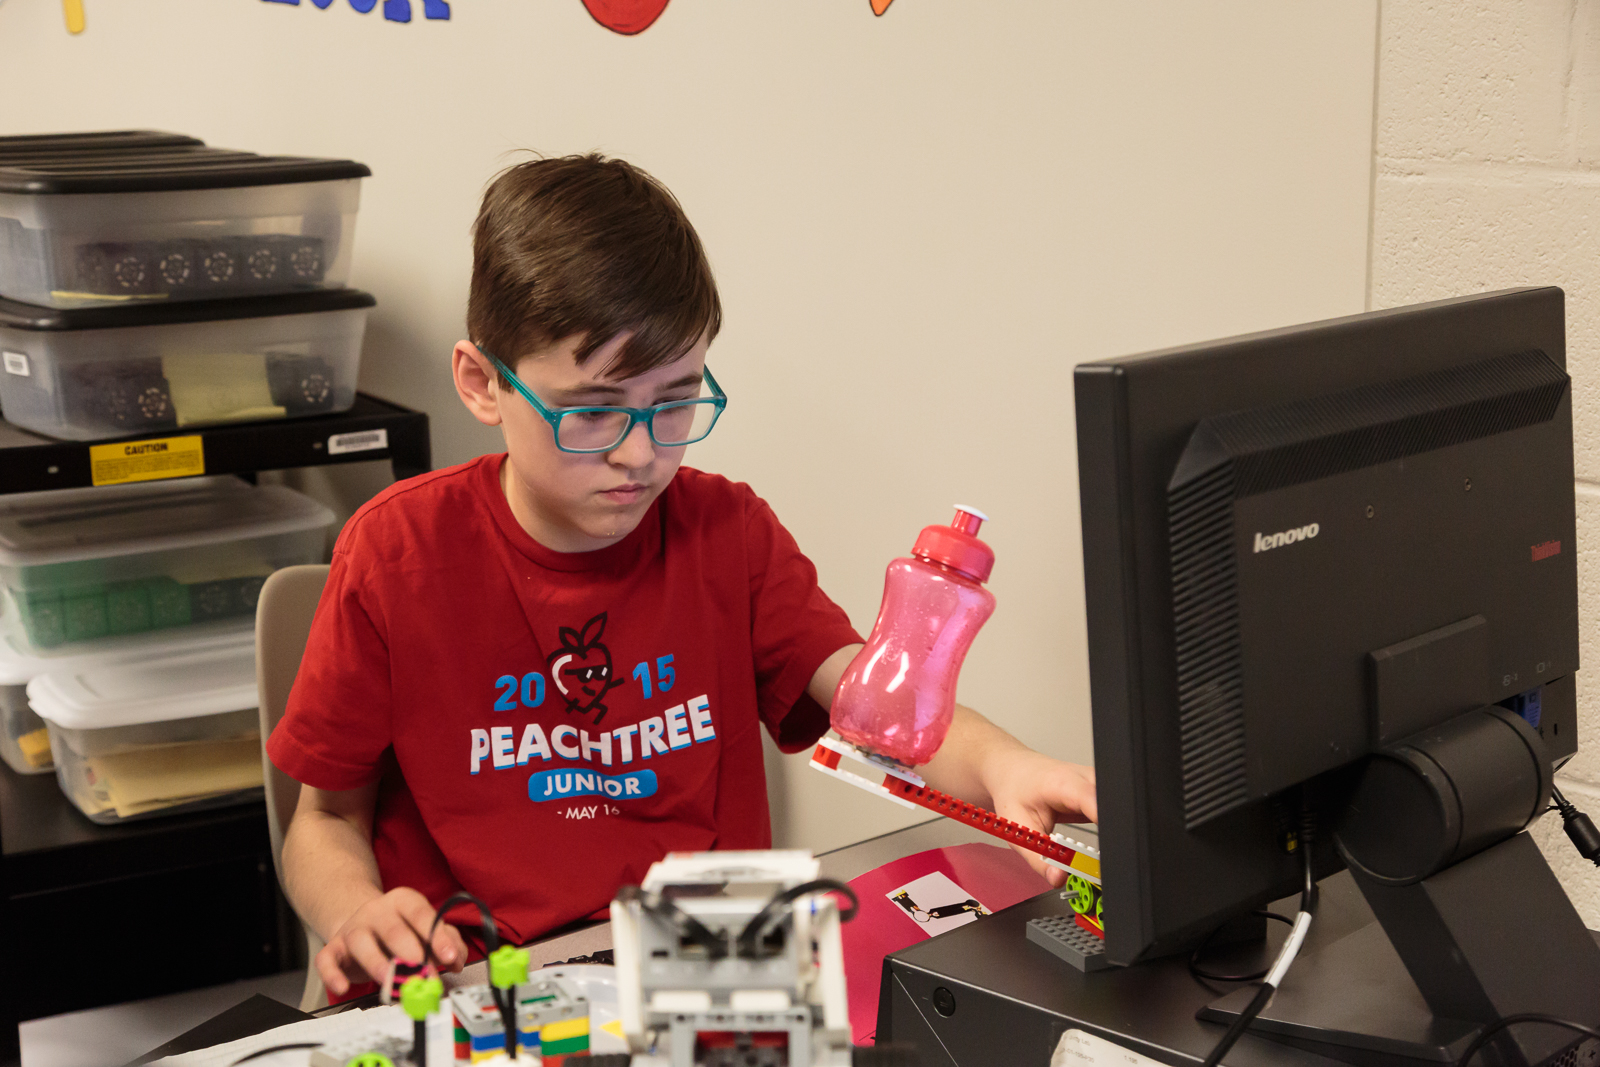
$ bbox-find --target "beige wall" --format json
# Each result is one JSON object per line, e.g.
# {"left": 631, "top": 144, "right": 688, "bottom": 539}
{"left": 1371, "top": 0, "right": 1600, "bottom": 922}
{"left": 1, "top": 1, "right": 1378, "bottom": 853}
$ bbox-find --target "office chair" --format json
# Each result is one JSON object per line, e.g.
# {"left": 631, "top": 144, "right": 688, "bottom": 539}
{"left": 255, "top": 563, "right": 331, "bottom": 1012}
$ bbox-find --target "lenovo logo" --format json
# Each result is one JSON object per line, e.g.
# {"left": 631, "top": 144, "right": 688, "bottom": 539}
{"left": 1532, "top": 540, "right": 1561, "bottom": 562}
{"left": 1253, "top": 523, "right": 1320, "bottom": 554}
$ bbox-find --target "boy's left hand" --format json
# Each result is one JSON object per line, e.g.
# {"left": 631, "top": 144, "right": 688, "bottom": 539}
{"left": 983, "top": 748, "right": 1097, "bottom": 887}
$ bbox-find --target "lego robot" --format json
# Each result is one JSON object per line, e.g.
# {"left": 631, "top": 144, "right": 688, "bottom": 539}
{"left": 611, "top": 850, "right": 864, "bottom": 1067}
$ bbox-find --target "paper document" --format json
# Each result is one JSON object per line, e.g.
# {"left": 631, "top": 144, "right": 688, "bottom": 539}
{"left": 1052, "top": 1028, "right": 1168, "bottom": 1067}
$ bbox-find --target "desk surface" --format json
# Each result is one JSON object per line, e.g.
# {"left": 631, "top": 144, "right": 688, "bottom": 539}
{"left": 135, "top": 816, "right": 999, "bottom": 1061}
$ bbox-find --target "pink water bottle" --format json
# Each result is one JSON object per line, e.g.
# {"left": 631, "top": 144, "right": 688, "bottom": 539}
{"left": 830, "top": 506, "right": 997, "bottom": 766}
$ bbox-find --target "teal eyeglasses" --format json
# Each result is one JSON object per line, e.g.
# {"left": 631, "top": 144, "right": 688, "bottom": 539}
{"left": 481, "top": 348, "right": 727, "bottom": 454}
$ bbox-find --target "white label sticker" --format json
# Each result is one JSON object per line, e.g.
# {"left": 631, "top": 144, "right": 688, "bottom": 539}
{"left": 328, "top": 428, "right": 388, "bottom": 456}
{"left": 3, "top": 351, "right": 29, "bottom": 377}
{"left": 1052, "top": 1030, "right": 1166, "bottom": 1067}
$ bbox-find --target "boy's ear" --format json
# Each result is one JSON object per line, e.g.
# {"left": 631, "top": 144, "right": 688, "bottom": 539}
{"left": 453, "top": 341, "right": 504, "bottom": 428}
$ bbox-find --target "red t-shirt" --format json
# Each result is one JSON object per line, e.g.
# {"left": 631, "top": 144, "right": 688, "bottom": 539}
{"left": 267, "top": 454, "right": 861, "bottom": 946}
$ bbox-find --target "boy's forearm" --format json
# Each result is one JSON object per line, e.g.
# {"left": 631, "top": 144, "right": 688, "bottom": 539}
{"left": 282, "top": 807, "right": 386, "bottom": 944}
{"left": 916, "top": 704, "right": 1029, "bottom": 809}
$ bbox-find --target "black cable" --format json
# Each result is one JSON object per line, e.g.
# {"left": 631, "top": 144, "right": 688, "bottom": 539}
{"left": 228, "top": 1044, "right": 321, "bottom": 1065}
{"left": 736, "top": 878, "right": 860, "bottom": 959}
{"left": 1453, "top": 1014, "right": 1600, "bottom": 1067}
{"left": 1199, "top": 807, "right": 1318, "bottom": 1067}
{"left": 1550, "top": 784, "right": 1600, "bottom": 866}
{"left": 1188, "top": 911, "right": 1295, "bottom": 983}
{"left": 621, "top": 884, "right": 730, "bottom": 959}
{"left": 427, "top": 892, "right": 519, "bottom": 1058}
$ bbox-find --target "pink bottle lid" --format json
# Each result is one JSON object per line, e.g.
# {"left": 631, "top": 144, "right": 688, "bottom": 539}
{"left": 912, "top": 505, "right": 995, "bottom": 583}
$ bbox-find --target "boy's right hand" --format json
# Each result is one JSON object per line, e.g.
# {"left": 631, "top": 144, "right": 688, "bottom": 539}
{"left": 316, "top": 886, "right": 469, "bottom": 997}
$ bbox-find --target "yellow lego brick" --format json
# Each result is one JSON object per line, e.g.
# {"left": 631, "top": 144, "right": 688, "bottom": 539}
{"left": 470, "top": 1049, "right": 499, "bottom": 1064}
{"left": 540, "top": 1016, "right": 590, "bottom": 1042}
{"left": 1071, "top": 852, "right": 1101, "bottom": 881}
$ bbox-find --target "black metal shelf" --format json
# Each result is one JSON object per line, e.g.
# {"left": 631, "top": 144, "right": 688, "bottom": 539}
{"left": 0, "top": 391, "right": 431, "bottom": 495}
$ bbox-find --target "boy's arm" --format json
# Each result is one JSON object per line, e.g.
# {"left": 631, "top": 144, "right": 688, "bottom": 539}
{"left": 807, "top": 644, "right": 1097, "bottom": 887}
{"left": 282, "top": 783, "right": 467, "bottom": 996}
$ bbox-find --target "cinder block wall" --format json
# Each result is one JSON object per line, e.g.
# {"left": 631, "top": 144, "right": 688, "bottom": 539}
{"left": 1371, "top": 0, "right": 1600, "bottom": 920}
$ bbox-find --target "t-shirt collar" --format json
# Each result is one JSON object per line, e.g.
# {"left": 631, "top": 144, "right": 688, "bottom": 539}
{"left": 480, "top": 453, "right": 660, "bottom": 573}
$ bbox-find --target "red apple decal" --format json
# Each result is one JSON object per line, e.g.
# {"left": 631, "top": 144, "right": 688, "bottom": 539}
{"left": 548, "top": 611, "right": 625, "bottom": 724}
{"left": 580, "top": 0, "right": 670, "bottom": 35}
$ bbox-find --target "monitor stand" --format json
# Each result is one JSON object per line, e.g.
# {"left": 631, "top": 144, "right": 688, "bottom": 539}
{"left": 1201, "top": 833, "right": 1600, "bottom": 1067}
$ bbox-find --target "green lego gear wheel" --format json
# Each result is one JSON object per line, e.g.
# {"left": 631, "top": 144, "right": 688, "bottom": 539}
{"left": 345, "top": 1054, "right": 394, "bottom": 1067}
{"left": 1066, "top": 873, "right": 1095, "bottom": 914}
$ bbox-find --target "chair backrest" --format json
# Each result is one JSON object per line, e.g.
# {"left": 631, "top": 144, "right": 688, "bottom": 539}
{"left": 256, "top": 563, "right": 331, "bottom": 1011}
{"left": 256, "top": 563, "right": 330, "bottom": 884}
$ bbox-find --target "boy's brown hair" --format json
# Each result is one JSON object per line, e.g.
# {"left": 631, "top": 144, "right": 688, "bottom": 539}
{"left": 468, "top": 153, "right": 722, "bottom": 384}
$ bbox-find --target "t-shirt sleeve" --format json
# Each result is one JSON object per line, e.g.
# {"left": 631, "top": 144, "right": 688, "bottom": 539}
{"left": 744, "top": 494, "right": 864, "bottom": 753}
{"left": 265, "top": 525, "right": 395, "bottom": 790}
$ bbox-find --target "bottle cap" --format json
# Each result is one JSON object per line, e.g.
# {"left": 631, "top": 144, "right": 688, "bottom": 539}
{"left": 912, "top": 505, "right": 994, "bottom": 582}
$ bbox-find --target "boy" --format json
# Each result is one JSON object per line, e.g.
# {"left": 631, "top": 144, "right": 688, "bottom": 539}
{"left": 270, "top": 154, "right": 1097, "bottom": 998}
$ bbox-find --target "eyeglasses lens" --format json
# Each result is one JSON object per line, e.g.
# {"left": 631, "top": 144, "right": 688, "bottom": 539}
{"left": 556, "top": 410, "right": 632, "bottom": 451}
{"left": 555, "top": 401, "right": 719, "bottom": 451}
{"left": 651, "top": 401, "right": 718, "bottom": 446}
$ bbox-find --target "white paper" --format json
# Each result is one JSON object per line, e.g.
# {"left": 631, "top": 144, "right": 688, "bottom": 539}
{"left": 885, "top": 871, "right": 991, "bottom": 936}
{"left": 1052, "top": 1028, "right": 1167, "bottom": 1067}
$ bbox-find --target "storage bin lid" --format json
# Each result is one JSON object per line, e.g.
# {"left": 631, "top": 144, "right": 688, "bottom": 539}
{"left": 0, "top": 619, "right": 253, "bottom": 682}
{"left": 0, "top": 152, "right": 370, "bottom": 195}
{"left": 26, "top": 628, "right": 257, "bottom": 729}
{"left": 0, "top": 288, "right": 376, "bottom": 331}
{"left": 0, "top": 131, "right": 204, "bottom": 159}
{"left": 0, "top": 477, "right": 334, "bottom": 567}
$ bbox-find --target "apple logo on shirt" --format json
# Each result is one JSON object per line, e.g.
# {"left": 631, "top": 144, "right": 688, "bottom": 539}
{"left": 547, "top": 611, "right": 626, "bottom": 725}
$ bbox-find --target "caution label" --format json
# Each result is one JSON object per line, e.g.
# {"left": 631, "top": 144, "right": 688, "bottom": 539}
{"left": 89, "top": 435, "right": 205, "bottom": 486}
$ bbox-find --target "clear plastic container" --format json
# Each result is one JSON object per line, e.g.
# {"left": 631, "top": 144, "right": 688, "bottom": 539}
{"left": 27, "top": 629, "right": 263, "bottom": 823}
{"left": 0, "top": 153, "right": 368, "bottom": 308}
{"left": 0, "top": 289, "right": 374, "bottom": 440}
{"left": 0, "top": 477, "right": 333, "bottom": 656}
{"left": 0, "top": 683, "right": 52, "bottom": 774}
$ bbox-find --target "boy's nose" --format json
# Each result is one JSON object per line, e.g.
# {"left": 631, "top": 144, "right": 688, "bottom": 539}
{"left": 607, "top": 420, "right": 656, "bottom": 467}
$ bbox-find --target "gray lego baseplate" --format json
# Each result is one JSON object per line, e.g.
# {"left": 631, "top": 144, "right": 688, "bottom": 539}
{"left": 1026, "top": 915, "right": 1111, "bottom": 973}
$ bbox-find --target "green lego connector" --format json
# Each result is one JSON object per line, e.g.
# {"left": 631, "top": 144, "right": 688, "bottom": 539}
{"left": 400, "top": 973, "right": 443, "bottom": 1021}
{"left": 489, "top": 944, "right": 529, "bottom": 989}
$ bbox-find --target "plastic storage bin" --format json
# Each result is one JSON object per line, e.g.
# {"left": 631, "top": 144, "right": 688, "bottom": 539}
{"left": 0, "top": 476, "right": 333, "bottom": 656}
{"left": 27, "top": 630, "right": 264, "bottom": 823}
{"left": 0, "top": 645, "right": 51, "bottom": 774}
{"left": 0, "top": 151, "right": 369, "bottom": 308}
{"left": 0, "top": 130, "right": 204, "bottom": 162}
{"left": 0, "top": 288, "right": 374, "bottom": 439}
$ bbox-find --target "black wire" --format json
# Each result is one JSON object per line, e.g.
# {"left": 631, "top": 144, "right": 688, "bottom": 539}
{"left": 1454, "top": 1014, "right": 1600, "bottom": 1067}
{"left": 1188, "top": 911, "right": 1295, "bottom": 983}
{"left": 736, "top": 879, "right": 860, "bottom": 958}
{"left": 427, "top": 892, "right": 519, "bottom": 1055}
{"left": 1199, "top": 808, "right": 1317, "bottom": 1067}
{"left": 623, "top": 885, "right": 730, "bottom": 959}
{"left": 228, "top": 1043, "right": 321, "bottom": 1065}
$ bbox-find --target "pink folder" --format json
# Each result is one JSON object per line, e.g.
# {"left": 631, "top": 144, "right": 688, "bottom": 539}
{"left": 841, "top": 842, "right": 1052, "bottom": 1044}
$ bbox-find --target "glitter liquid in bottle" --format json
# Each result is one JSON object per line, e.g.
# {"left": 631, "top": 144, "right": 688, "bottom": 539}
{"left": 830, "top": 507, "right": 997, "bottom": 766}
